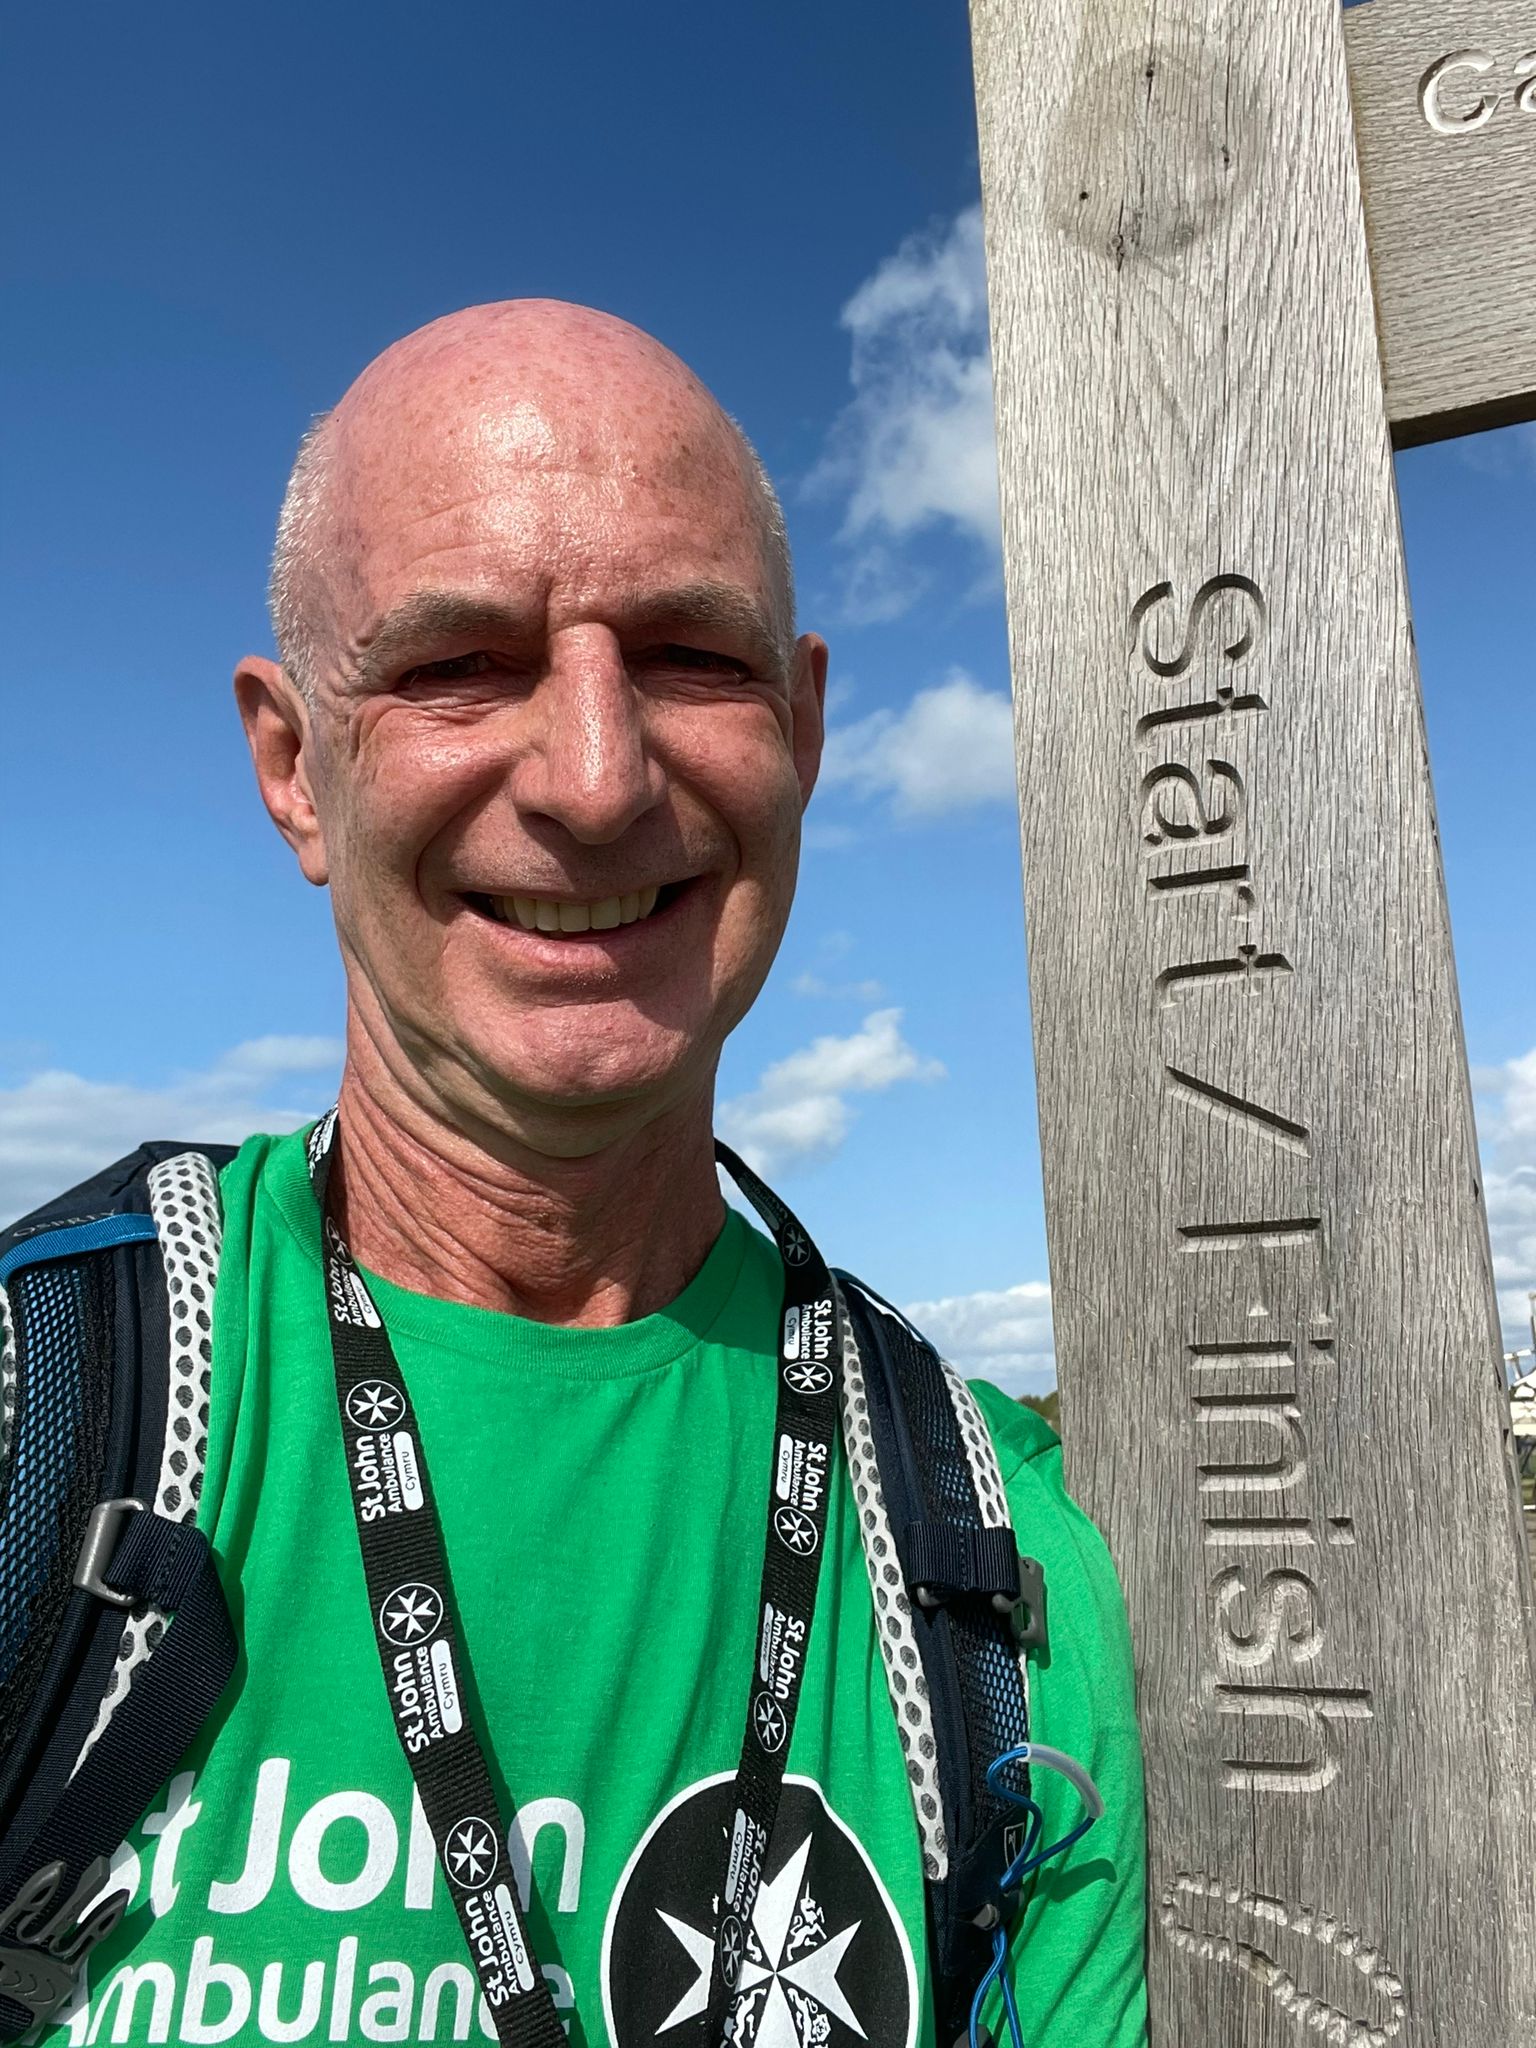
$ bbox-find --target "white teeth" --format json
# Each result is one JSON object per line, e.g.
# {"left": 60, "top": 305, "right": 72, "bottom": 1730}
{"left": 491, "top": 887, "right": 670, "bottom": 933}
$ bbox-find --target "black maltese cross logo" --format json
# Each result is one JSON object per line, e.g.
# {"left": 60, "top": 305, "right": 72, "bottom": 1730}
{"left": 346, "top": 1380, "right": 405, "bottom": 1430}
{"left": 773, "top": 1506, "right": 819, "bottom": 1556}
{"left": 752, "top": 1692, "right": 789, "bottom": 1754}
{"left": 445, "top": 1816, "right": 498, "bottom": 1889}
{"left": 781, "top": 1224, "right": 812, "bottom": 1267}
{"left": 719, "top": 1913, "right": 745, "bottom": 1988}
{"left": 378, "top": 1581, "right": 443, "bottom": 1646}
{"left": 784, "top": 1360, "right": 834, "bottom": 1397}
{"left": 603, "top": 1776, "right": 915, "bottom": 2048}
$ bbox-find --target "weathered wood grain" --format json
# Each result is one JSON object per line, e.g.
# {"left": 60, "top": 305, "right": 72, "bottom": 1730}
{"left": 1343, "top": 0, "right": 1536, "bottom": 446}
{"left": 967, "top": 0, "right": 1536, "bottom": 2040}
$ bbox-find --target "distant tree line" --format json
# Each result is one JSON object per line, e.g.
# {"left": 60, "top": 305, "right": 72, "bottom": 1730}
{"left": 1018, "top": 1389, "right": 1060, "bottom": 1430}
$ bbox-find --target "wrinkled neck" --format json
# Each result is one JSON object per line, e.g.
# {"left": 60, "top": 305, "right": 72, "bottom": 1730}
{"left": 329, "top": 1063, "right": 727, "bottom": 1329}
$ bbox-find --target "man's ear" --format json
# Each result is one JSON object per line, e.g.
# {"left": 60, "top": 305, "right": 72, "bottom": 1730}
{"left": 234, "top": 657, "right": 330, "bottom": 886}
{"left": 790, "top": 633, "right": 829, "bottom": 807}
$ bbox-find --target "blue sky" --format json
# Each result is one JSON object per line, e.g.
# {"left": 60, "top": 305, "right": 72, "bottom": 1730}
{"left": 3, "top": 0, "right": 1532, "bottom": 1391}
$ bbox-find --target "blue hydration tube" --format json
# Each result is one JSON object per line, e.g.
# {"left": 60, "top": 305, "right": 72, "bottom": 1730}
{"left": 970, "top": 1743, "right": 1105, "bottom": 2048}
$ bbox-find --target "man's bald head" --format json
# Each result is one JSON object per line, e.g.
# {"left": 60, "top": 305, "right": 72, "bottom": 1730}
{"left": 268, "top": 300, "right": 794, "bottom": 700}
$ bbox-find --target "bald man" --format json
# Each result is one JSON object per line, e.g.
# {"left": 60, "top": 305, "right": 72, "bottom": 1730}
{"left": 51, "top": 303, "right": 1147, "bottom": 2046}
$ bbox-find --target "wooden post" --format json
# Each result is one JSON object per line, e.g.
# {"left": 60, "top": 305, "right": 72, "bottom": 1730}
{"left": 967, "top": 0, "right": 1536, "bottom": 2040}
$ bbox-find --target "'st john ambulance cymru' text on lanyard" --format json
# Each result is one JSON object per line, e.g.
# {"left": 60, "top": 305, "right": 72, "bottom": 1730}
{"left": 308, "top": 1112, "right": 846, "bottom": 2047}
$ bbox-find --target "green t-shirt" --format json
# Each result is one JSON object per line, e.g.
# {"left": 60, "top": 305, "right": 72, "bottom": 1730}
{"left": 55, "top": 1130, "right": 1146, "bottom": 2048}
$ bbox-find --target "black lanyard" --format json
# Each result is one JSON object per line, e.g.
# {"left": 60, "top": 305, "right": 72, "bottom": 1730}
{"left": 308, "top": 1112, "right": 845, "bottom": 2047}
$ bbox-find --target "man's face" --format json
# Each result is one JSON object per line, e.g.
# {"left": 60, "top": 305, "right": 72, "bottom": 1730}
{"left": 263, "top": 361, "right": 825, "bottom": 1150}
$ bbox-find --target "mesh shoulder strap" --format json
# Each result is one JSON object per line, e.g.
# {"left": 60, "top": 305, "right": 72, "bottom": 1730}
{"left": 836, "top": 1272, "right": 1042, "bottom": 2045}
{"left": 0, "top": 1145, "right": 237, "bottom": 2041}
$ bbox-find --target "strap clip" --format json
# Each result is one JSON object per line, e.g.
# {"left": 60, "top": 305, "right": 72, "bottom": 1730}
{"left": 907, "top": 1524, "right": 1022, "bottom": 1610}
{"left": 0, "top": 1938, "right": 76, "bottom": 2037}
{"left": 73, "top": 1499, "right": 147, "bottom": 1610}
{"left": 1002, "top": 1555, "right": 1049, "bottom": 1654}
{"left": 906, "top": 1528, "right": 1049, "bottom": 1653}
{"left": 0, "top": 1858, "right": 124, "bottom": 2038}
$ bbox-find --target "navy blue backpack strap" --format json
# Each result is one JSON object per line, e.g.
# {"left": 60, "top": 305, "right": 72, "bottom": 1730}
{"left": 0, "top": 1145, "right": 238, "bottom": 2040}
{"left": 835, "top": 1271, "right": 1046, "bottom": 2047}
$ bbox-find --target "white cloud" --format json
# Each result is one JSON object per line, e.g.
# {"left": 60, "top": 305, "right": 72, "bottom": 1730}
{"left": 0, "top": 1037, "right": 343, "bottom": 1226}
{"left": 1474, "top": 1046, "right": 1536, "bottom": 1361}
{"left": 810, "top": 206, "right": 1000, "bottom": 615}
{"left": 902, "top": 1280, "right": 1056, "bottom": 1399}
{"left": 821, "top": 669, "right": 1016, "bottom": 818}
{"left": 718, "top": 1009, "right": 943, "bottom": 1175}
{"left": 801, "top": 820, "right": 860, "bottom": 853}
{"left": 790, "top": 972, "right": 887, "bottom": 1002}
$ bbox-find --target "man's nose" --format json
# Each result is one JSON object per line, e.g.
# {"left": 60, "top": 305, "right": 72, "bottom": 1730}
{"left": 517, "top": 629, "right": 665, "bottom": 844}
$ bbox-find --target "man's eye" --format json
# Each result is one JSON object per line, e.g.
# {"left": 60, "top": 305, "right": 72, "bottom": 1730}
{"left": 398, "top": 651, "right": 500, "bottom": 687}
{"left": 650, "top": 644, "right": 752, "bottom": 678}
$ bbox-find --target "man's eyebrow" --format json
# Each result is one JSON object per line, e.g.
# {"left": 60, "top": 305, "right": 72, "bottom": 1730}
{"left": 347, "top": 582, "right": 786, "bottom": 686}
{"left": 622, "top": 583, "right": 783, "bottom": 664}
{"left": 348, "top": 593, "right": 544, "bottom": 686}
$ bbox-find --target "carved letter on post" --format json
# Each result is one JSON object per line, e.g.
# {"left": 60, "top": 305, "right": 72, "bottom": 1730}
{"left": 968, "top": 0, "right": 1536, "bottom": 2040}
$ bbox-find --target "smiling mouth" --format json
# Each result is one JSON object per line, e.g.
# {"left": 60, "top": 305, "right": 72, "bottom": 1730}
{"left": 463, "top": 880, "right": 691, "bottom": 936}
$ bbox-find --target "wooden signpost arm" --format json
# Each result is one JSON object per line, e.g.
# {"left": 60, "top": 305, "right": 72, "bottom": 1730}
{"left": 1343, "top": 0, "right": 1536, "bottom": 447}
{"left": 968, "top": 0, "right": 1536, "bottom": 2040}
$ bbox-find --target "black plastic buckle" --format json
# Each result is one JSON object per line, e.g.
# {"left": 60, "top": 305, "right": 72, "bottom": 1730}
{"left": 0, "top": 1860, "right": 126, "bottom": 2039}
{"left": 1004, "top": 1554, "right": 1049, "bottom": 1654}
{"left": 72, "top": 1498, "right": 146, "bottom": 1610}
{"left": 906, "top": 1527, "right": 1048, "bottom": 1650}
{"left": 0, "top": 1941, "right": 76, "bottom": 2040}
